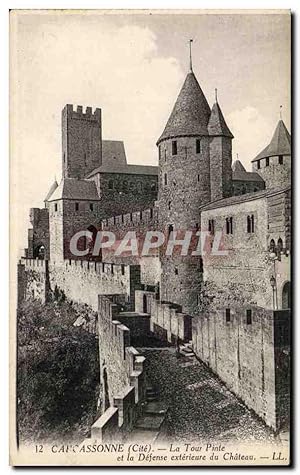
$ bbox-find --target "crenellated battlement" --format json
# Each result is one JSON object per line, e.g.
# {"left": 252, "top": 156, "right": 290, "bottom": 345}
{"left": 63, "top": 104, "right": 101, "bottom": 122}
{"left": 102, "top": 207, "right": 158, "bottom": 229}
{"left": 62, "top": 258, "right": 130, "bottom": 277}
{"left": 21, "top": 257, "right": 47, "bottom": 270}
{"left": 92, "top": 295, "right": 146, "bottom": 441}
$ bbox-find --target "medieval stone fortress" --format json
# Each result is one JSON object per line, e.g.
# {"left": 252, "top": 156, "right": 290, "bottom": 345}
{"left": 18, "top": 55, "right": 291, "bottom": 443}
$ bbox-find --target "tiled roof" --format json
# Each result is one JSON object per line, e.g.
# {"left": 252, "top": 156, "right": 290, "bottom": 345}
{"left": 48, "top": 178, "right": 100, "bottom": 201}
{"left": 102, "top": 140, "right": 127, "bottom": 167}
{"left": 86, "top": 163, "right": 158, "bottom": 178}
{"left": 252, "top": 120, "right": 291, "bottom": 162}
{"left": 208, "top": 102, "right": 233, "bottom": 138}
{"left": 200, "top": 186, "right": 290, "bottom": 212}
{"left": 157, "top": 72, "right": 211, "bottom": 144}
{"left": 44, "top": 179, "right": 58, "bottom": 201}
{"left": 232, "top": 160, "right": 264, "bottom": 182}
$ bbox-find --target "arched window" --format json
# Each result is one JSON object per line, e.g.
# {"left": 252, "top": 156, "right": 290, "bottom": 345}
{"left": 277, "top": 238, "right": 283, "bottom": 253}
{"left": 269, "top": 239, "right": 276, "bottom": 252}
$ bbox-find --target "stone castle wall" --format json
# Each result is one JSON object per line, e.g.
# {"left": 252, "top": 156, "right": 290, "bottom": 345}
{"left": 192, "top": 306, "right": 290, "bottom": 430}
{"left": 209, "top": 136, "right": 233, "bottom": 201}
{"left": 26, "top": 208, "right": 50, "bottom": 259}
{"left": 91, "top": 295, "right": 146, "bottom": 442}
{"left": 19, "top": 258, "right": 141, "bottom": 311}
{"left": 252, "top": 154, "right": 291, "bottom": 190}
{"left": 88, "top": 172, "right": 158, "bottom": 217}
{"left": 135, "top": 290, "right": 192, "bottom": 343}
{"left": 62, "top": 104, "right": 102, "bottom": 179}
{"left": 18, "top": 259, "right": 49, "bottom": 303}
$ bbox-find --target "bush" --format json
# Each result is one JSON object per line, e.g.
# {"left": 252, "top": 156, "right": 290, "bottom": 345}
{"left": 17, "top": 300, "right": 100, "bottom": 443}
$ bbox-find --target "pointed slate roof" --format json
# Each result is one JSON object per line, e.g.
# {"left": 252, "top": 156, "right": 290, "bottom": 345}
{"left": 157, "top": 72, "right": 211, "bottom": 144}
{"left": 232, "top": 160, "right": 264, "bottom": 182}
{"left": 208, "top": 102, "right": 233, "bottom": 138}
{"left": 44, "top": 179, "right": 58, "bottom": 202}
{"left": 48, "top": 178, "right": 100, "bottom": 201}
{"left": 252, "top": 120, "right": 291, "bottom": 162}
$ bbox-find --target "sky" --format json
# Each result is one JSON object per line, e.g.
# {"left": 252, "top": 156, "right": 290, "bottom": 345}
{"left": 11, "top": 11, "right": 291, "bottom": 250}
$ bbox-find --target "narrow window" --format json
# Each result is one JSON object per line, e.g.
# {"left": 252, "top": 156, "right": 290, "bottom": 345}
{"left": 247, "top": 215, "right": 254, "bottom": 233}
{"left": 269, "top": 239, "right": 275, "bottom": 252}
{"left": 108, "top": 180, "right": 114, "bottom": 190}
{"left": 246, "top": 309, "right": 252, "bottom": 325}
{"left": 164, "top": 173, "right": 168, "bottom": 186}
{"left": 75, "top": 202, "right": 79, "bottom": 211}
{"left": 164, "top": 149, "right": 167, "bottom": 161}
{"left": 121, "top": 264, "right": 125, "bottom": 276}
{"left": 90, "top": 203, "right": 94, "bottom": 211}
{"left": 150, "top": 208, "right": 153, "bottom": 219}
{"left": 168, "top": 201, "right": 171, "bottom": 210}
{"left": 196, "top": 139, "right": 201, "bottom": 154}
{"left": 277, "top": 238, "right": 283, "bottom": 253}
{"left": 199, "top": 256, "right": 203, "bottom": 273}
{"left": 172, "top": 140, "right": 177, "bottom": 156}
{"left": 168, "top": 224, "right": 174, "bottom": 237}
{"left": 226, "top": 218, "right": 229, "bottom": 234}
{"left": 175, "top": 267, "right": 178, "bottom": 275}
{"left": 226, "top": 308, "right": 231, "bottom": 323}
{"left": 251, "top": 214, "right": 255, "bottom": 233}
{"left": 54, "top": 203, "right": 58, "bottom": 212}
{"left": 158, "top": 145, "right": 161, "bottom": 160}
{"left": 111, "top": 264, "right": 114, "bottom": 275}
{"left": 266, "top": 157, "right": 270, "bottom": 167}
{"left": 208, "top": 219, "right": 215, "bottom": 235}
{"left": 257, "top": 160, "right": 261, "bottom": 170}
{"left": 279, "top": 155, "right": 283, "bottom": 165}
{"left": 197, "top": 174, "right": 200, "bottom": 182}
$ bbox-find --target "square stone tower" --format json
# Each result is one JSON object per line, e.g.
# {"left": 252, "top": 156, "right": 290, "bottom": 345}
{"left": 62, "top": 104, "right": 102, "bottom": 179}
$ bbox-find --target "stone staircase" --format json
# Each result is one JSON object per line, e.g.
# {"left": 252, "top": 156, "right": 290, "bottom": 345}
{"left": 179, "top": 340, "right": 195, "bottom": 358}
{"left": 128, "top": 386, "right": 168, "bottom": 442}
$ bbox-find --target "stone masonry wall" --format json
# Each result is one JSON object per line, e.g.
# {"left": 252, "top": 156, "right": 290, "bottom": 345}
{"left": 135, "top": 290, "right": 192, "bottom": 343}
{"left": 62, "top": 105, "right": 102, "bottom": 179}
{"left": 27, "top": 208, "right": 50, "bottom": 259}
{"left": 101, "top": 207, "right": 161, "bottom": 286}
{"left": 252, "top": 154, "right": 291, "bottom": 190}
{"left": 192, "top": 306, "right": 278, "bottom": 428}
{"left": 88, "top": 172, "right": 158, "bottom": 217}
{"left": 158, "top": 136, "right": 210, "bottom": 314}
{"left": 209, "top": 136, "right": 233, "bottom": 201}
{"left": 48, "top": 260, "right": 139, "bottom": 311}
{"left": 91, "top": 295, "right": 146, "bottom": 442}
{"left": 18, "top": 259, "right": 49, "bottom": 303}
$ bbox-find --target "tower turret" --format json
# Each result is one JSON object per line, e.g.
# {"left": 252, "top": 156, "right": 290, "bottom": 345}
{"left": 157, "top": 53, "right": 211, "bottom": 315}
{"left": 208, "top": 91, "right": 233, "bottom": 201}
{"left": 251, "top": 119, "right": 291, "bottom": 189}
{"left": 62, "top": 104, "right": 102, "bottom": 179}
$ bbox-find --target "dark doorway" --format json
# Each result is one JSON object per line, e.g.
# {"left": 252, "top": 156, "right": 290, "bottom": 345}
{"left": 33, "top": 244, "right": 45, "bottom": 259}
{"left": 282, "top": 282, "right": 291, "bottom": 309}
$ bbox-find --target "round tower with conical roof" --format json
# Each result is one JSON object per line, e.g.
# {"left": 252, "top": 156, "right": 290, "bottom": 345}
{"left": 157, "top": 69, "right": 212, "bottom": 315}
{"left": 251, "top": 119, "right": 291, "bottom": 189}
